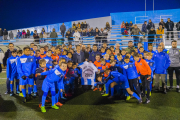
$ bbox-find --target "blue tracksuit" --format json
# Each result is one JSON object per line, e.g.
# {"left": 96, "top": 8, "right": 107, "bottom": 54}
{"left": 89, "top": 51, "right": 101, "bottom": 62}
{"left": 153, "top": 52, "right": 171, "bottom": 74}
{"left": 105, "top": 60, "right": 110, "bottom": 63}
{"left": 122, "top": 62, "right": 138, "bottom": 80}
{"left": 101, "top": 52, "right": 106, "bottom": 57}
{"left": 110, "top": 65, "right": 123, "bottom": 74}
{"left": 17, "top": 55, "right": 36, "bottom": 85}
{"left": 122, "top": 55, "right": 126, "bottom": 59}
{"left": 145, "top": 59, "right": 155, "bottom": 78}
{"left": 59, "top": 55, "right": 67, "bottom": 61}
{"left": 147, "top": 50, "right": 156, "bottom": 54}
{"left": 66, "top": 57, "right": 72, "bottom": 62}
{"left": 116, "top": 60, "right": 125, "bottom": 67}
{"left": 44, "top": 56, "right": 53, "bottom": 70}
{"left": 6, "top": 56, "right": 18, "bottom": 81}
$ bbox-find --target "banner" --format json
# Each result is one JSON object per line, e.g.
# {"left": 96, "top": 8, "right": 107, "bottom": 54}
{"left": 79, "top": 61, "right": 98, "bottom": 86}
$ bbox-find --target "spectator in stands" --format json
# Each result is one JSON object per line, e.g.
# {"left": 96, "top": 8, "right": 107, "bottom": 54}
{"left": 78, "top": 22, "right": 81, "bottom": 28}
{"left": 39, "top": 31, "right": 43, "bottom": 38}
{"left": 121, "top": 24, "right": 126, "bottom": 35}
{"left": 87, "top": 29, "right": 93, "bottom": 37}
{"left": 91, "top": 27, "right": 95, "bottom": 33}
{"left": 50, "top": 28, "right": 58, "bottom": 46}
{"left": 147, "top": 19, "right": 155, "bottom": 31}
{"left": 94, "top": 28, "right": 101, "bottom": 45}
{"left": 72, "top": 45, "right": 85, "bottom": 64}
{"left": 84, "top": 21, "right": 88, "bottom": 29}
{"left": 0, "top": 28, "right": 3, "bottom": 40}
{"left": 129, "top": 21, "right": 133, "bottom": 31}
{"left": 125, "top": 41, "right": 135, "bottom": 53}
{"left": 156, "top": 25, "right": 164, "bottom": 47}
{"left": 82, "top": 45, "right": 89, "bottom": 61}
{"left": 176, "top": 21, "right": 180, "bottom": 40}
{"left": 115, "top": 43, "right": 121, "bottom": 53}
{"left": 130, "top": 25, "right": 144, "bottom": 47}
{"left": 73, "top": 29, "right": 80, "bottom": 45}
{"left": 42, "top": 28, "right": 45, "bottom": 32}
{"left": 65, "top": 31, "right": 73, "bottom": 43}
{"left": 43, "top": 31, "right": 47, "bottom": 42}
{"left": 3, "top": 43, "right": 15, "bottom": 94}
{"left": 3, "top": 28, "right": 8, "bottom": 40}
{"left": 82, "top": 30, "right": 87, "bottom": 36}
{"left": 165, "top": 18, "right": 174, "bottom": 40}
{"left": 17, "top": 30, "right": 21, "bottom": 38}
{"left": 121, "top": 21, "right": 125, "bottom": 28}
{"left": 26, "top": 29, "right": 30, "bottom": 38}
{"left": 81, "top": 22, "right": 84, "bottom": 30}
{"left": 148, "top": 27, "right": 156, "bottom": 45}
{"left": 33, "top": 30, "right": 39, "bottom": 43}
{"left": 99, "top": 28, "right": 108, "bottom": 43}
{"left": 77, "top": 26, "right": 82, "bottom": 33}
{"left": 105, "top": 22, "right": 111, "bottom": 31}
{"left": 21, "top": 30, "right": 26, "bottom": 38}
{"left": 159, "top": 19, "right": 166, "bottom": 29}
{"left": 60, "top": 23, "right": 66, "bottom": 37}
{"left": 9, "top": 31, "right": 14, "bottom": 39}
{"left": 73, "top": 22, "right": 76, "bottom": 29}
{"left": 125, "top": 21, "right": 129, "bottom": 31}
{"left": 167, "top": 40, "right": 180, "bottom": 92}
{"left": 142, "top": 21, "right": 147, "bottom": 33}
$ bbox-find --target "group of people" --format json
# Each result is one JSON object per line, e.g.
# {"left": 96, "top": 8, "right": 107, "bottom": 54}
{"left": 1, "top": 38, "right": 180, "bottom": 113}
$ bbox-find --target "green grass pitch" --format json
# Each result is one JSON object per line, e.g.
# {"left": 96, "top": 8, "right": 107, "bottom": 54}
{"left": 0, "top": 72, "right": 180, "bottom": 120}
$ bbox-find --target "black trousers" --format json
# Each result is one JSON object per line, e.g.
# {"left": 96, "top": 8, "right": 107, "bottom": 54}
{"left": 140, "top": 75, "right": 151, "bottom": 99}
{"left": 128, "top": 78, "right": 141, "bottom": 95}
{"left": 167, "top": 31, "right": 174, "bottom": 39}
{"left": 168, "top": 67, "right": 180, "bottom": 87}
{"left": 61, "top": 32, "right": 65, "bottom": 37}
{"left": 37, "top": 87, "right": 43, "bottom": 103}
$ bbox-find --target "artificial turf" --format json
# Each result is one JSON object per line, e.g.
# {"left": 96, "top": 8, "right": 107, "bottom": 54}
{"left": 0, "top": 72, "right": 180, "bottom": 120}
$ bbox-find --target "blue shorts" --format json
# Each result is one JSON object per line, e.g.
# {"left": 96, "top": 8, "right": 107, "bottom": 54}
{"left": 20, "top": 77, "right": 34, "bottom": 85}
{"left": 9, "top": 74, "right": 18, "bottom": 81}
{"left": 42, "top": 80, "right": 55, "bottom": 93}
{"left": 119, "top": 80, "right": 129, "bottom": 89}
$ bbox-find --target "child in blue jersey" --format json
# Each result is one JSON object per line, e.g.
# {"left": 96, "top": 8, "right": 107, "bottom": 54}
{"left": 17, "top": 50, "right": 23, "bottom": 97}
{"left": 100, "top": 47, "right": 106, "bottom": 57}
{"left": 66, "top": 52, "right": 72, "bottom": 62}
{"left": 102, "top": 69, "right": 142, "bottom": 103}
{"left": 6, "top": 50, "right": 19, "bottom": 96}
{"left": 126, "top": 53, "right": 134, "bottom": 63}
{"left": 121, "top": 49, "right": 126, "bottom": 59}
{"left": 114, "top": 49, "right": 120, "bottom": 60}
{"left": 110, "top": 60, "right": 122, "bottom": 73}
{"left": 104, "top": 54, "right": 110, "bottom": 63}
{"left": 44, "top": 50, "right": 53, "bottom": 70}
{"left": 110, "top": 55, "right": 116, "bottom": 62}
{"left": 17, "top": 50, "right": 23, "bottom": 57}
{"left": 122, "top": 56, "right": 141, "bottom": 99}
{"left": 73, "top": 64, "right": 82, "bottom": 88}
{"left": 130, "top": 50, "right": 135, "bottom": 57}
{"left": 139, "top": 47, "right": 144, "bottom": 57}
{"left": 30, "top": 49, "right": 34, "bottom": 56}
{"left": 34, "top": 50, "right": 41, "bottom": 68}
{"left": 146, "top": 52, "right": 155, "bottom": 96}
{"left": 17, "top": 47, "right": 36, "bottom": 103}
{"left": 60, "top": 50, "right": 67, "bottom": 60}
{"left": 51, "top": 46, "right": 55, "bottom": 54}
{"left": 116, "top": 53, "right": 125, "bottom": 67}
{"left": 37, "top": 62, "right": 67, "bottom": 112}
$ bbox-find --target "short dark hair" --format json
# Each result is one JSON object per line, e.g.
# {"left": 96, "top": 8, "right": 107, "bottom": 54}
{"left": 59, "top": 58, "right": 66, "bottom": 62}
{"left": 130, "top": 50, "right": 135, "bottom": 54}
{"left": 67, "top": 52, "right": 72, "bottom": 56}
{"left": 171, "top": 40, "right": 177, "bottom": 44}
{"left": 139, "top": 46, "right": 144, "bottom": 49}
{"left": 12, "top": 50, "right": 17, "bottom": 53}
{"left": 93, "top": 44, "right": 97, "bottom": 47}
{"left": 128, "top": 41, "right": 133, "bottom": 43}
{"left": 124, "top": 56, "right": 130, "bottom": 59}
{"left": 36, "top": 50, "right": 40, "bottom": 53}
{"left": 40, "top": 47, "right": 45, "bottom": 49}
{"left": 76, "top": 45, "right": 80, "bottom": 48}
{"left": 96, "top": 74, "right": 102, "bottom": 78}
{"left": 23, "top": 47, "right": 30, "bottom": 51}
{"left": 60, "top": 62, "right": 67, "bottom": 66}
{"left": 33, "top": 45, "right": 37, "bottom": 47}
{"left": 117, "top": 53, "right": 121, "bottom": 56}
{"left": 17, "top": 50, "right": 23, "bottom": 54}
{"left": 47, "top": 50, "right": 52, "bottom": 53}
{"left": 96, "top": 54, "right": 101, "bottom": 57}
{"left": 134, "top": 53, "right": 139, "bottom": 57}
{"left": 67, "top": 60, "right": 73, "bottom": 63}
{"left": 9, "top": 43, "right": 14, "bottom": 46}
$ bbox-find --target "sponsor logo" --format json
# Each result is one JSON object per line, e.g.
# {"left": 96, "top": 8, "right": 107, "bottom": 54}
{"left": 20, "top": 58, "right": 27, "bottom": 63}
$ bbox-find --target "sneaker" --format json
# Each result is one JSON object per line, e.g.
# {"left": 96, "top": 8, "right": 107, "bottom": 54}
{"left": 19, "top": 93, "right": 24, "bottom": 97}
{"left": 56, "top": 102, "right": 63, "bottom": 107}
{"left": 126, "top": 96, "right": 131, "bottom": 101}
{"left": 144, "top": 98, "right": 150, "bottom": 104}
{"left": 10, "top": 92, "right": 14, "bottom": 96}
{"left": 34, "top": 93, "right": 37, "bottom": 97}
{"left": 16, "top": 91, "right": 20, "bottom": 94}
{"left": 169, "top": 87, "right": 173, "bottom": 90}
{"left": 102, "top": 93, "right": 109, "bottom": 96}
{"left": 52, "top": 105, "right": 59, "bottom": 110}
{"left": 41, "top": 106, "right": 46, "bottom": 113}
{"left": 4, "top": 91, "right": 10, "bottom": 94}
{"left": 61, "top": 97, "right": 67, "bottom": 100}
{"left": 138, "top": 99, "right": 142, "bottom": 104}
{"left": 141, "top": 93, "right": 145, "bottom": 97}
{"left": 101, "top": 91, "right": 105, "bottom": 95}
{"left": 39, "top": 104, "right": 42, "bottom": 108}
{"left": 163, "top": 90, "right": 167, "bottom": 94}
{"left": 93, "top": 88, "right": 98, "bottom": 91}
{"left": 176, "top": 88, "right": 180, "bottom": 93}
{"left": 22, "top": 97, "right": 27, "bottom": 103}
{"left": 108, "top": 96, "right": 114, "bottom": 99}
{"left": 45, "top": 99, "right": 51, "bottom": 103}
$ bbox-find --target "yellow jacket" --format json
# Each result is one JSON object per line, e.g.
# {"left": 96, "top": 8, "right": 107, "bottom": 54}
{"left": 156, "top": 28, "right": 164, "bottom": 38}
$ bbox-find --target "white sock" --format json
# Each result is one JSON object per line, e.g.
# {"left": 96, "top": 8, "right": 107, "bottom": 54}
{"left": 176, "top": 85, "right": 179, "bottom": 88}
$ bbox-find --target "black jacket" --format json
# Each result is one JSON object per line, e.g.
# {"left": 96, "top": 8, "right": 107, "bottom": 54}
{"left": 0, "top": 63, "right": 2, "bottom": 73}
{"left": 125, "top": 23, "right": 129, "bottom": 29}
{"left": 36, "top": 67, "right": 47, "bottom": 88}
{"left": 109, "top": 66, "right": 122, "bottom": 74}
{"left": 65, "top": 32, "right": 73, "bottom": 40}
{"left": 147, "top": 22, "right": 155, "bottom": 30}
{"left": 165, "top": 21, "right": 174, "bottom": 31}
{"left": 3, "top": 30, "right": 8, "bottom": 35}
{"left": 72, "top": 51, "right": 85, "bottom": 64}
{"left": 82, "top": 50, "right": 89, "bottom": 60}
{"left": 159, "top": 22, "right": 166, "bottom": 29}
{"left": 3, "top": 49, "right": 14, "bottom": 67}
{"left": 176, "top": 21, "right": 180, "bottom": 31}
{"left": 148, "top": 30, "right": 156, "bottom": 41}
{"left": 0, "top": 30, "right": 3, "bottom": 36}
